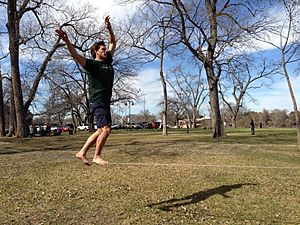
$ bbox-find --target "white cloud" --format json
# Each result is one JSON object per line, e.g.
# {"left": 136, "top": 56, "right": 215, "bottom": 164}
{"left": 71, "top": 0, "right": 299, "bottom": 116}
{"left": 132, "top": 61, "right": 300, "bottom": 116}
{"left": 132, "top": 68, "right": 163, "bottom": 115}
{"left": 249, "top": 94, "right": 294, "bottom": 112}
{"left": 249, "top": 77, "right": 300, "bottom": 112}
{"left": 71, "top": 0, "right": 137, "bottom": 20}
{"left": 250, "top": 5, "right": 298, "bottom": 52}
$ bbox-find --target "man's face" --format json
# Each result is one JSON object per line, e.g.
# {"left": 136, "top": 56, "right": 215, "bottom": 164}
{"left": 95, "top": 45, "right": 107, "bottom": 60}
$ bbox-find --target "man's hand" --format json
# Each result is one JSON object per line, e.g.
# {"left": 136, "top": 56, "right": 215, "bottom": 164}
{"left": 55, "top": 29, "right": 69, "bottom": 42}
{"left": 55, "top": 28, "right": 86, "bottom": 67}
{"left": 105, "top": 15, "right": 112, "bottom": 30}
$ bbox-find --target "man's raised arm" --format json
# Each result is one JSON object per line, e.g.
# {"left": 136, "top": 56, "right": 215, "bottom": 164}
{"left": 55, "top": 29, "right": 86, "bottom": 67}
{"left": 105, "top": 16, "right": 116, "bottom": 56}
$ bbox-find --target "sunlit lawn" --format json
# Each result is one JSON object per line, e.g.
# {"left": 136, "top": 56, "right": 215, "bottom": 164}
{"left": 0, "top": 128, "right": 300, "bottom": 224}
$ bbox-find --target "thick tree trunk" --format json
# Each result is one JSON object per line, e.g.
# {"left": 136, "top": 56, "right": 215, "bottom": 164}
{"left": 0, "top": 72, "right": 5, "bottom": 136}
{"left": 206, "top": 66, "right": 225, "bottom": 138}
{"left": 88, "top": 111, "right": 95, "bottom": 132}
{"left": 7, "top": 0, "right": 28, "bottom": 137}
{"left": 231, "top": 115, "right": 237, "bottom": 128}
{"left": 10, "top": 51, "right": 27, "bottom": 137}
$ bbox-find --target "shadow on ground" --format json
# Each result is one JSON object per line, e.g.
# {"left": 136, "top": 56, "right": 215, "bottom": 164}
{"left": 0, "top": 145, "right": 70, "bottom": 155}
{"left": 147, "top": 183, "right": 258, "bottom": 211}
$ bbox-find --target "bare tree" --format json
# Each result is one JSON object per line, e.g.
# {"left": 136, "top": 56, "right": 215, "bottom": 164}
{"left": 124, "top": 4, "right": 176, "bottom": 136}
{"left": 167, "top": 63, "right": 208, "bottom": 128}
{"left": 121, "top": 0, "right": 269, "bottom": 138}
{"left": 254, "top": 0, "right": 300, "bottom": 149}
{"left": 6, "top": 0, "right": 28, "bottom": 137}
{"left": 270, "top": 109, "right": 289, "bottom": 128}
{"left": 219, "top": 56, "right": 278, "bottom": 128}
{"left": 3, "top": 0, "right": 100, "bottom": 137}
{"left": 167, "top": 97, "right": 185, "bottom": 127}
{"left": 260, "top": 109, "right": 272, "bottom": 128}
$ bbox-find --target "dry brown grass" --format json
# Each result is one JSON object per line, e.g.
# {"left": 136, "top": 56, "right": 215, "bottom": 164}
{"left": 0, "top": 128, "right": 300, "bottom": 224}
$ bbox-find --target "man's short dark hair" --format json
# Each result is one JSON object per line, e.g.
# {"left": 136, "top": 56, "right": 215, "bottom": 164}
{"left": 90, "top": 41, "right": 106, "bottom": 59}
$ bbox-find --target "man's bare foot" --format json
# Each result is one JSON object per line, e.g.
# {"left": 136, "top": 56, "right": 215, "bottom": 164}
{"left": 93, "top": 156, "right": 108, "bottom": 165}
{"left": 76, "top": 152, "right": 91, "bottom": 166}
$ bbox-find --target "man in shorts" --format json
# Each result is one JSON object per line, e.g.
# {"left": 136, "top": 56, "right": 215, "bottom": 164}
{"left": 55, "top": 16, "right": 116, "bottom": 165}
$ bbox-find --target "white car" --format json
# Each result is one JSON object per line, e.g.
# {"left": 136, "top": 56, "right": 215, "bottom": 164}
{"left": 77, "top": 124, "right": 89, "bottom": 131}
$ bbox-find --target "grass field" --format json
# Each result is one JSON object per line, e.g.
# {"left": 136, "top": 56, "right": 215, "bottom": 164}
{"left": 0, "top": 128, "right": 300, "bottom": 225}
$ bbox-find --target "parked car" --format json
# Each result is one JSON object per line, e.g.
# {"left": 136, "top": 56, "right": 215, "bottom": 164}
{"left": 141, "top": 122, "right": 152, "bottom": 129}
{"left": 77, "top": 124, "right": 89, "bottom": 131}
{"left": 125, "top": 122, "right": 134, "bottom": 129}
{"left": 125, "top": 122, "right": 143, "bottom": 129}
{"left": 132, "top": 123, "right": 143, "bottom": 129}
{"left": 111, "top": 124, "right": 124, "bottom": 130}
{"left": 61, "top": 126, "right": 71, "bottom": 132}
{"left": 151, "top": 121, "right": 160, "bottom": 129}
{"left": 34, "top": 124, "right": 48, "bottom": 136}
{"left": 50, "top": 124, "right": 59, "bottom": 132}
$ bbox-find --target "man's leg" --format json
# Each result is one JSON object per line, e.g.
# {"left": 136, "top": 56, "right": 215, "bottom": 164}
{"left": 93, "top": 126, "right": 111, "bottom": 165}
{"left": 76, "top": 130, "right": 100, "bottom": 164}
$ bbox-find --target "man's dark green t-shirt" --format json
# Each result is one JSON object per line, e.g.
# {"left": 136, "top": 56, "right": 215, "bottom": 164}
{"left": 83, "top": 53, "right": 114, "bottom": 106}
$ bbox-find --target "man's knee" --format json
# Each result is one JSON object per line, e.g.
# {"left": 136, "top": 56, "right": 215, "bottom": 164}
{"left": 102, "top": 126, "right": 111, "bottom": 136}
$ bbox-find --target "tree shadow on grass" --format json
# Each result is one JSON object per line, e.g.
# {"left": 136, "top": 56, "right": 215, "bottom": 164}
{"left": 147, "top": 183, "right": 257, "bottom": 211}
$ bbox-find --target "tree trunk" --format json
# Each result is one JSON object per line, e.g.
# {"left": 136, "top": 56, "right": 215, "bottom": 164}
{"left": 71, "top": 108, "right": 77, "bottom": 134}
{"left": 8, "top": 85, "right": 16, "bottom": 137}
{"left": 297, "top": 116, "right": 300, "bottom": 151}
{"left": 160, "top": 67, "right": 168, "bottom": 136}
{"left": 231, "top": 115, "right": 237, "bottom": 128}
{"left": 206, "top": 66, "right": 225, "bottom": 138}
{"left": 192, "top": 105, "right": 197, "bottom": 129}
{"left": 160, "top": 23, "right": 168, "bottom": 136}
{"left": 24, "top": 39, "right": 62, "bottom": 114}
{"left": 0, "top": 71, "right": 5, "bottom": 136}
{"left": 7, "top": 0, "right": 27, "bottom": 137}
{"left": 282, "top": 52, "right": 300, "bottom": 150}
{"left": 206, "top": 0, "right": 224, "bottom": 137}
{"left": 186, "top": 114, "right": 191, "bottom": 130}
{"left": 88, "top": 112, "right": 95, "bottom": 132}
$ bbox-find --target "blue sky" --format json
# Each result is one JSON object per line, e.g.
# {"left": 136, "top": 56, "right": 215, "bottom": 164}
{"left": 65, "top": 1, "right": 300, "bottom": 116}
{"left": 128, "top": 49, "right": 300, "bottom": 116}
{"left": 2, "top": 1, "right": 298, "bottom": 117}
{"left": 113, "top": 2, "right": 300, "bottom": 116}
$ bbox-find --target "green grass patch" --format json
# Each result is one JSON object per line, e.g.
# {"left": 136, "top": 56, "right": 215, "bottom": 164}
{"left": 0, "top": 128, "right": 300, "bottom": 224}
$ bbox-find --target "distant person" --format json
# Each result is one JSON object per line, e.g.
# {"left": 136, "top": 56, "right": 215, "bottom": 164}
{"left": 46, "top": 123, "right": 51, "bottom": 136}
{"left": 55, "top": 15, "right": 116, "bottom": 166}
{"left": 250, "top": 119, "right": 255, "bottom": 135}
{"left": 29, "top": 124, "right": 36, "bottom": 137}
{"left": 57, "top": 126, "right": 62, "bottom": 135}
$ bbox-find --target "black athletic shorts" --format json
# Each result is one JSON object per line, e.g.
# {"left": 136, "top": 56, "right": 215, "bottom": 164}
{"left": 90, "top": 102, "right": 112, "bottom": 129}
